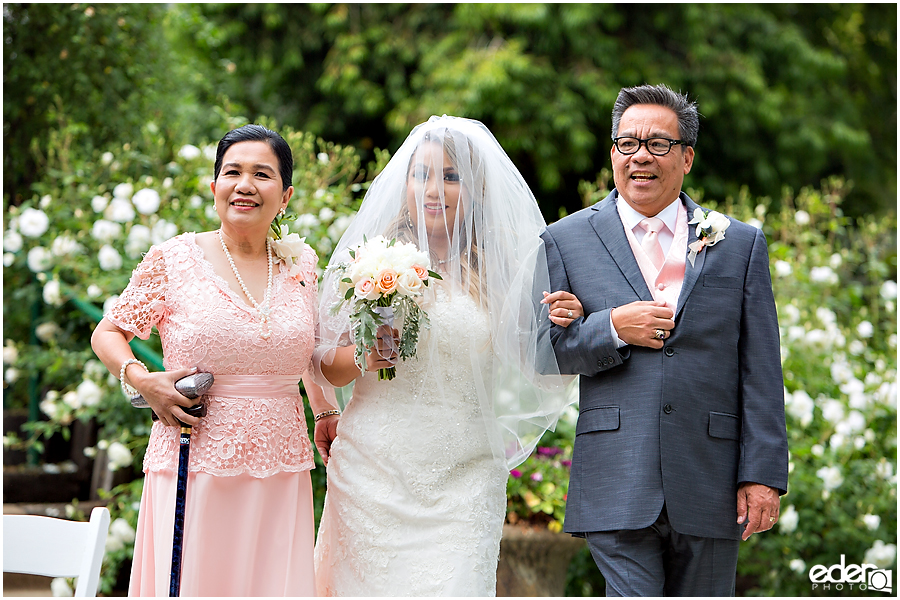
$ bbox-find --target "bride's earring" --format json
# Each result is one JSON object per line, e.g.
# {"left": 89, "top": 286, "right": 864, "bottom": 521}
{"left": 406, "top": 211, "right": 414, "bottom": 230}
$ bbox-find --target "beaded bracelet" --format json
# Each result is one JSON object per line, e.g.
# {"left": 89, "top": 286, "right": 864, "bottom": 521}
{"left": 119, "top": 358, "right": 148, "bottom": 398}
{"left": 314, "top": 409, "right": 341, "bottom": 422}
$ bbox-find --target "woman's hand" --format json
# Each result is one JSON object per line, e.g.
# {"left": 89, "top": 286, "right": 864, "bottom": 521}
{"left": 314, "top": 414, "right": 340, "bottom": 466}
{"left": 127, "top": 365, "right": 204, "bottom": 428}
{"left": 365, "top": 324, "right": 400, "bottom": 371}
{"left": 542, "top": 290, "right": 585, "bottom": 328}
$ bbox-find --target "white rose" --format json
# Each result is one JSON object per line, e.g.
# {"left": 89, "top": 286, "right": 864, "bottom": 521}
{"left": 810, "top": 266, "right": 838, "bottom": 285}
{"left": 785, "top": 389, "right": 814, "bottom": 427}
{"left": 91, "top": 219, "right": 122, "bottom": 242}
{"left": 857, "top": 320, "right": 874, "bottom": 339}
{"left": 43, "top": 279, "right": 63, "bottom": 306}
{"left": 132, "top": 188, "right": 161, "bottom": 215}
{"left": 3, "top": 340, "right": 18, "bottom": 365}
{"left": 318, "top": 207, "right": 335, "bottom": 222}
{"left": 778, "top": 505, "right": 799, "bottom": 534}
{"left": 397, "top": 270, "right": 424, "bottom": 297}
{"left": 50, "top": 576, "right": 73, "bottom": 597}
{"left": 107, "top": 441, "right": 133, "bottom": 471}
{"left": 862, "top": 514, "right": 881, "bottom": 531}
{"left": 106, "top": 197, "right": 135, "bottom": 223}
{"left": 820, "top": 398, "right": 844, "bottom": 424}
{"left": 40, "top": 395, "right": 61, "bottom": 418}
{"left": 18, "top": 207, "right": 50, "bottom": 238}
{"left": 4, "top": 230, "right": 23, "bottom": 252}
{"left": 87, "top": 284, "right": 103, "bottom": 299}
{"left": 151, "top": 219, "right": 178, "bottom": 244}
{"left": 864, "top": 540, "right": 897, "bottom": 569}
{"left": 113, "top": 182, "right": 134, "bottom": 200}
{"left": 5, "top": 367, "right": 19, "bottom": 384}
{"left": 296, "top": 213, "right": 319, "bottom": 230}
{"left": 35, "top": 322, "right": 60, "bottom": 342}
{"left": 848, "top": 340, "right": 865, "bottom": 356}
{"left": 125, "top": 225, "right": 152, "bottom": 259}
{"left": 880, "top": 280, "right": 897, "bottom": 301}
{"left": 76, "top": 379, "right": 103, "bottom": 407}
{"left": 109, "top": 517, "right": 136, "bottom": 544}
{"left": 829, "top": 253, "right": 843, "bottom": 269}
{"left": 162, "top": 177, "right": 173, "bottom": 189}
{"left": 98, "top": 245, "right": 123, "bottom": 271}
{"left": 794, "top": 210, "right": 810, "bottom": 225}
{"left": 815, "top": 307, "right": 837, "bottom": 326}
{"left": 91, "top": 195, "right": 109, "bottom": 213}
{"left": 774, "top": 260, "right": 792, "bottom": 277}
{"left": 189, "top": 195, "right": 203, "bottom": 208}
{"left": 202, "top": 144, "right": 217, "bottom": 161}
{"left": 816, "top": 465, "right": 844, "bottom": 491}
{"left": 27, "top": 246, "right": 53, "bottom": 272}
{"left": 84, "top": 359, "right": 107, "bottom": 380}
{"left": 103, "top": 295, "right": 120, "bottom": 315}
{"left": 62, "top": 390, "right": 81, "bottom": 410}
{"left": 271, "top": 231, "right": 307, "bottom": 262}
{"left": 204, "top": 204, "right": 219, "bottom": 221}
{"left": 178, "top": 144, "right": 201, "bottom": 160}
{"left": 105, "top": 533, "right": 125, "bottom": 553}
{"left": 3, "top": 252, "right": 13, "bottom": 267}
{"left": 788, "top": 559, "right": 806, "bottom": 574}
{"left": 51, "top": 235, "right": 81, "bottom": 257}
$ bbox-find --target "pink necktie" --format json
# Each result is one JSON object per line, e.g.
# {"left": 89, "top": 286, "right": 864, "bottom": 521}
{"left": 639, "top": 217, "right": 665, "bottom": 270}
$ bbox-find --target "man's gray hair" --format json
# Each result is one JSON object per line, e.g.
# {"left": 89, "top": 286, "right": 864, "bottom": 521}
{"left": 611, "top": 84, "right": 700, "bottom": 147}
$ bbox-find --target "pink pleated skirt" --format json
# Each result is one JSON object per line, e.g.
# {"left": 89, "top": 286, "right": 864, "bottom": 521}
{"left": 128, "top": 469, "right": 316, "bottom": 597}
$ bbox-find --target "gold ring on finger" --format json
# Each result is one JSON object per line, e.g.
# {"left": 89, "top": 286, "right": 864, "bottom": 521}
{"left": 654, "top": 329, "right": 666, "bottom": 340}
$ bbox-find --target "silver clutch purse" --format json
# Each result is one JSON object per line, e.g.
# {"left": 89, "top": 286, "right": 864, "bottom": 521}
{"left": 130, "top": 372, "right": 214, "bottom": 408}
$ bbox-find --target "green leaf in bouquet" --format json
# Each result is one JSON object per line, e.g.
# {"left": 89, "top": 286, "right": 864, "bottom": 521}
{"left": 428, "top": 270, "right": 443, "bottom": 280}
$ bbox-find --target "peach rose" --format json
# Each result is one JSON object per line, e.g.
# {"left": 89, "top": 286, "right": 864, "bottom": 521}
{"left": 354, "top": 278, "right": 380, "bottom": 300}
{"left": 376, "top": 268, "right": 398, "bottom": 294}
{"left": 412, "top": 264, "right": 428, "bottom": 280}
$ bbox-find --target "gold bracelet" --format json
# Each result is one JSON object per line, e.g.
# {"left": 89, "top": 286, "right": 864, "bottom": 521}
{"left": 314, "top": 409, "right": 341, "bottom": 422}
{"left": 119, "top": 358, "right": 148, "bottom": 398}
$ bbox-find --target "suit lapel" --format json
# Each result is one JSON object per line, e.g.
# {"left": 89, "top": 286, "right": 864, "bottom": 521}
{"left": 589, "top": 192, "right": 653, "bottom": 302}
{"left": 676, "top": 193, "right": 705, "bottom": 318}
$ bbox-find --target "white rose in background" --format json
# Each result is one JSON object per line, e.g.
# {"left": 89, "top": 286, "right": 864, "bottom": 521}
{"left": 296, "top": 213, "right": 319, "bottom": 231}
{"left": 107, "top": 441, "right": 133, "bottom": 471}
{"left": 35, "top": 322, "right": 60, "bottom": 342}
{"left": 810, "top": 266, "right": 838, "bottom": 285}
{"left": 4, "top": 230, "right": 23, "bottom": 252}
{"left": 91, "top": 219, "right": 122, "bottom": 242}
{"left": 109, "top": 517, "right": 136, "bottom": 545}
{"left": 42, "top": 279, "right": 63, "bottom": 306}
{"left": 132, "top": 188, "right": 161, "bottom": 215}
{"left": 40, "top": 391, "right": 63, "bottom": 419}
{"left": 862, "top": 514, "right": 881, "bottom": 531}
{"left": 5, "top": 367, "right": 19, "bottom": 384}
{"left": 126, "top": 225, "right": 152, "bottom": 259}
{"left": 76, "top": 379, "right": 103, "bottom": 407}
{"left": 816, "top": 465, "right": 844, "bottom": 492}
{"left": 3, "top": 340, "right": 18, "bottom": 365}
{"left": 113, "top": 182, "right": 134, "bottom": 200}
{"left": 856, "top": 320, "right": 874, "bottom": 339}
{"left": 151, "top": 219, "right": 178, "bottom": 244}
{"left": 864, "top": 540, "right": 897, "bottom": 569}
{"left": 106, "top": 197, "right": 136, "bottom": 223}
{"left": 50, "top": 577, "right": 73, "bottom": 597}
{"left": 328, "top": 214, "right": 354, "bottom": 240}
{"left": 794, "top": 210, "right": 810, "bottom": 225}
{"left": 319, "top": 207, "right": 335, "bottom": 222}
{"left": 91, "top": 195, "right": 109, "bottom": 213}
{"left": 785, "top": 389, "right": 814, "bottom": 427}
{"left": 820, "top": 398, "right": 844, "bottom": 425}
{"left": 27, "top": 246, "right": 53, "bottom": 272}
{"left": 189, "top": 195, "right": 203, "bottom": 208}
{"left": 4, "top": 253, "right": 14, "bottom": 267}
{"left": 62, "top": 390, "right": 81, "bottom": 410}
{"left": 202, "top": 144, "right": 217, "bottom": 162}
{"left": 18, "top": 207, "right": 50, "bottom": 238}
{"left": 84, "top": 359, "right": 107, "bottom": 381}
{"left": 51, "top": 234, "right": 82, "bottom": 257}
{"left": 834, "top": 410, "right": 866, "bottom": 436}
{"left": 774, "top": 260, "right": 792, "bottom": 277}
{"left": 815, "top": 307, "right": 837, "bottom": 327}
{"left": 101, "top": 151, "right": 114, "bottom": 165}
{"left": 98, "top": 245, "right": 123, "bottom": 271}
{"left": 788, "top": 559, "right": 806, "bottom": 574}
{"left": 880, "top": 280, "right": 897, "bottom": 301}
{"left": 178, "top": 144, "right": 201, "bottom": 160}
{"left": 778, "top": 504, "right": 799, "bottom": 534}
{"left": 87, "top": 284, "right": 103, "bottom": 299}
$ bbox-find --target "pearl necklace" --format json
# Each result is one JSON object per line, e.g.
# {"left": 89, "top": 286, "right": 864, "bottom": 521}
{"left": 217, "top": 230, "right": 273, "bottom": 340}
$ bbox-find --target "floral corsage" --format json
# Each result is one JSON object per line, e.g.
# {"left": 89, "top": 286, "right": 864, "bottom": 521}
{"left": 269, "top": 214, "right": 310, "bottom": 285}
{"left": 687, "top": 208, "right": 730, "bottom": 267}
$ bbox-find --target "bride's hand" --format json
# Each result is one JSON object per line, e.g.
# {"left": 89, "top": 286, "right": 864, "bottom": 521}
{"left": 542, "top": 290, "right": 584, "bottom": 328}
{"left": 365, "top": 325, "right": 400, "bottom": 371}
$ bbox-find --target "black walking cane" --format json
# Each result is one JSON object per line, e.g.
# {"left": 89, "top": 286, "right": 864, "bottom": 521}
{"left": 131, "top": 372, "right": 213, "bottom": 597}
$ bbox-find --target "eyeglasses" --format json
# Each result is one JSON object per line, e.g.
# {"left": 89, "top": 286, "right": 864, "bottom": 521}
{"left": 613, "top": 137, "right": 688, "bottom": 156}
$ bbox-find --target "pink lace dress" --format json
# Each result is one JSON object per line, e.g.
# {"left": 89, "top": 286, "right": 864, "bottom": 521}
{"left": 105, "top": 232, "right": 319, "bottom": 596}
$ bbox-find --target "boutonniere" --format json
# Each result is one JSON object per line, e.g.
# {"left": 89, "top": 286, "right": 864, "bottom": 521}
{"left": 687, "top": 208, "right": 730, "bottom": 267}
{"left": 269, "top": 214, "right": 309, "bottom": 286}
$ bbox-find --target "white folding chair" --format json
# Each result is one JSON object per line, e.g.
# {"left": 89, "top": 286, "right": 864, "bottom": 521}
{"left": 3, "top": 506, "right": 111, "bottom": 597}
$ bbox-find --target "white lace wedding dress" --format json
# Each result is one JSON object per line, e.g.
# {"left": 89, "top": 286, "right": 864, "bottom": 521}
{"left": 314, "top": 287, "right": 510, "bottom": 596}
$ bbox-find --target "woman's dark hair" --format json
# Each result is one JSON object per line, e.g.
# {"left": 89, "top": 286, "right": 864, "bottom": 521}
{"left": 214, "top": 124, "right": 293, "bottom": 191}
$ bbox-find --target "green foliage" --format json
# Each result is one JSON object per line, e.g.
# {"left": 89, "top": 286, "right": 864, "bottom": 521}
{"left": 193, "top": 3, "right": 895, "bottom": 217}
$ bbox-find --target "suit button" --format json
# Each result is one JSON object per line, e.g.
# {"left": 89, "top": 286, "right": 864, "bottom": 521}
{"left": 664, "top": 347, "right": 675, "bottom": 357}
{"left": 663, "top": 404, "right": 673, "bottom": 414}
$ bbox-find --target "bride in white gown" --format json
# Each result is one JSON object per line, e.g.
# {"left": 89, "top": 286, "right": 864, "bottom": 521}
{"left": 312, "top": 116, "right": 578, "bottom": 596}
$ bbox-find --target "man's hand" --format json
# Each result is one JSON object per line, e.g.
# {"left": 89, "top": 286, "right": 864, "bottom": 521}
{"left": 737, "top": 482, "right": 780, "bottom": 540}
{"left": 314, "top": 414, "right": 340, "bottom": 466}
{"left": 610, "top": 300, "right": 674, "bottom": 349}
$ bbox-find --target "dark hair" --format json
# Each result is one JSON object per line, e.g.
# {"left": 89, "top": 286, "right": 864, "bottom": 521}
{"left": 214, "top": 124, "right": 293, "bottom": 191}
{"left": 611, "top": 84, "right": 700, "bottom": 147}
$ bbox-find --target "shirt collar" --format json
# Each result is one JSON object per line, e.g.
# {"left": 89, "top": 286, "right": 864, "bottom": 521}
{"left": 617, "top": 195, "right": 681, "bottom": 234}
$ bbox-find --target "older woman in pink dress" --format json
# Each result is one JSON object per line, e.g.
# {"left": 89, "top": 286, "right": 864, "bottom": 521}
{"left": 91, "top": 124, "right": 340, "bottom": 596}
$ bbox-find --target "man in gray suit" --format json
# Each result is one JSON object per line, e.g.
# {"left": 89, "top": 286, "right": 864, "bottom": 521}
{"left": 540, "top": 84, "right": 788, "bottom": 596}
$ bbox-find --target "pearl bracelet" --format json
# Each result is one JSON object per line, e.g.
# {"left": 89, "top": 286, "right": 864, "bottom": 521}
{"left": 119, "top": 359, "right": 148, "bottom": 398}
{"left": 314, "top": 409, "right": 341, "bottom": 422}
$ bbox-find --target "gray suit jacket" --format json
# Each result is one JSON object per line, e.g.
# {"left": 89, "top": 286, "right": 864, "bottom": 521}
{"left": 541, "top": 190, "right": 788, "bottom": 541}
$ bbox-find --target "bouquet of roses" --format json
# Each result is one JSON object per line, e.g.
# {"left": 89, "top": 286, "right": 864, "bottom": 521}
{"left": 329, "top": 235, "right": 442, "bottom": 380}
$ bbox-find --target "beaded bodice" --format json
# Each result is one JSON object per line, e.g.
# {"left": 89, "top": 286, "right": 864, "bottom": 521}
{"left": 106, "top": 232, "right": 318, "bottom": 477}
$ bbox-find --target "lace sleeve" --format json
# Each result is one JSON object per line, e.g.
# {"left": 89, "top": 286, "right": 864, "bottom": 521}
{"left": 105, "top": 244, "right": 170, "bottom": 339}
